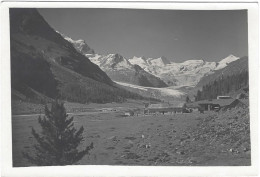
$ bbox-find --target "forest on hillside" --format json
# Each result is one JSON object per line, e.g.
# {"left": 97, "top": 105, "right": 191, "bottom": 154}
{"left": 195, "top": 70, "right": 248, "bottom": 101}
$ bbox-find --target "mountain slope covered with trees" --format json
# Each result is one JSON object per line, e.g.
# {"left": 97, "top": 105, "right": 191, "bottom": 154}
{"left": 195, "top": 70, "right": 248, "bottom": 101}
{"left": 194, "top": 57, "right": 249, "bottom": 101}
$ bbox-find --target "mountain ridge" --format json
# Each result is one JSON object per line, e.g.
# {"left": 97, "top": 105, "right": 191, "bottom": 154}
{"left": 57, "top": 31, "right": 95, "bottom": 54}
{"left": 59, "top": 32, "right": 241, "bottom": 88}
{"left": 10, "top": 8, "right": 149, "bottom": 103}
{"left": 61, "top": 34, "right": 168, "bottom": 88}
{"left": 128, "top": 55, "right": 241, "bottom": 87}
{"left": 89, "top": 53, "right": 169, "bottom": 88}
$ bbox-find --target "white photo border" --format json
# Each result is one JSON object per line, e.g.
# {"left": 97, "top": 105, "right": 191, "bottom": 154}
{"left": 1, "top": 1, "right": 259, "bottom": 177}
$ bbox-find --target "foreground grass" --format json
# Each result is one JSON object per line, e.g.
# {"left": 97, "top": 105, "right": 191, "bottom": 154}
{"left": 12, "top": 107, "right": 250, "bottom": 166}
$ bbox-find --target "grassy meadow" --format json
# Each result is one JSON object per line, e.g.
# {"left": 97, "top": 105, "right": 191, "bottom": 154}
{"left": 12, "top": 101, "right": 250, "bottom": 167}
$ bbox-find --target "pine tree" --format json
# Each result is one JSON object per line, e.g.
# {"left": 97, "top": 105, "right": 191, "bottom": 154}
{"left": 23, "top": 101, "right": 93, "bottom": 166}
{"left": 196, "top": 70, "right": 249, "bottom": 101}
{"left": 185, "top": 96, "right": 191, "bottom": 103}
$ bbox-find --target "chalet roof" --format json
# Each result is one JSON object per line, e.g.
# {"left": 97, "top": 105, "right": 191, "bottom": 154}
{"left": 196, "top": 99, "right": 236, "bottom": 107}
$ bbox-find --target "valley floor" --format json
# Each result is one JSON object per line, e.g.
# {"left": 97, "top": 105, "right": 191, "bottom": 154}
{"left": 12, "top": 105, "right": 250, "bottom": 166}
{"left": 11, "top": 99, "right": 144, "bottom": 115}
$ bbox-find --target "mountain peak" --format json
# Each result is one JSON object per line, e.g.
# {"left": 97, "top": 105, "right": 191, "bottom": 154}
{"left": 160, "top": 56, "right": 166, "bottom": 60}
{"left": 215, "top": 54, "right": 240, "bottom": 70}
{"left": 131, "top": 56, "right": 147, "bottom": 61}
{"left": 227, "top": 54, "right": 237, "bottom": 58}
{"left": 141, "top": 56, "right": 147, "bottom": 60}
{"left": 220, "top": 54, "right": 239, "bottom": 62}
{"left": 114, "top": 53, "right": 122, "bottom": 58}
{"left": 159, "top": 56, "right": 171, "bottom": 65}
{"left": 58, "top": 32, "right": 95, "bottom": 54}
{"left": 111, "top": 53, "right": 125, "bottom": 64}
{"left": 106, "top": 53, "right": 124, "bottom": 61}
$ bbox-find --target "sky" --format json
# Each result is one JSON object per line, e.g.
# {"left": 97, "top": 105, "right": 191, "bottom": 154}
{"left": 38, "top": 8, "right": 248, "bottom": 62}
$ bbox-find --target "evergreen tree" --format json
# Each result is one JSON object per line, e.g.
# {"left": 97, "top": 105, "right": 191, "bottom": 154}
{"left": 23, "top": 101, "right": 93, "bottom": 166}
{"left": 196, "top": 70, "right": 249, "bottom": 101}
{"left": 185, "top": 96, "right": 191, "bottom": 103}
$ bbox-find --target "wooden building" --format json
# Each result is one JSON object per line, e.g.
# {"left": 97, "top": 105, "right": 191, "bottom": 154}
{"left": 196, "top": 99, "right": 248, "bottom": 111}
{"left": 145, "top": 102, "right": 186, "bottom": 114}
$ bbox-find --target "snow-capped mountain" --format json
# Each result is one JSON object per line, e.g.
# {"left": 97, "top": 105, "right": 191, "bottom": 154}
{"left": 57, "top": 32, "right": 95, "bottom": 54}
{"left": 85, "top": 53, "right": 168, "bottom": 87}
{"left": 128, "top": 55, "right": 240, "bottom": 87}
{"left": 215, "top": 55, "right": 240, "bottom": 70}
{"left": 129, "top": 56, "right": 171, "bottom": 72}
{"left": 147, "top": 56, "right": 171, "bottom": 66}
{"left": 59, "top": 33, "right": 168, "bottom": 87}
{"left": 98, "top": 53, "right": 133, "bottom": 70}
{"left": 60, "top": 33, "right": 240, "bottom": 88}
{"left": 84, "top": 53, "right": 132, "bottom": 71}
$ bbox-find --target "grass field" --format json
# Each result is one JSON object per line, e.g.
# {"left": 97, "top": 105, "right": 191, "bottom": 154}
{"left": 11, "top": 99, "right": 145, "bottom": 115}
{"left": 12, "top": 106, "right": 250, "bottom": 167}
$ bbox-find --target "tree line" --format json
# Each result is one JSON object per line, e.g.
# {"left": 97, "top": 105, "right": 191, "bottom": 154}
{"left": 195, "top": 70, "right": 248, "bottom": 101}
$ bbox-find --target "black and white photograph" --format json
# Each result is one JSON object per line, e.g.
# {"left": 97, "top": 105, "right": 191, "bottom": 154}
{"left": 1, "top": 1, "right": 259, "bottom": 177}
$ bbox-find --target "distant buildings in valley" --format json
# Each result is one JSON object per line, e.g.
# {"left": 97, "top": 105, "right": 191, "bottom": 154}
{"left": 124, "top": 93, "right": 249, "bottom": 116}
{"left": 123, "top": 93, "right": 249, "bottom": 117}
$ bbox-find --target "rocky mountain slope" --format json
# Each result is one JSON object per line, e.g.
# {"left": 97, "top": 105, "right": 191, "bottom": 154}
{"left": 10, "top": 8, "right": 146, "bottom": 103}
{"left": 88, "top": 53, "right": 168, "bottom": 88}
{"left": 60, "top": 34, "right": 168, "bottom": 88}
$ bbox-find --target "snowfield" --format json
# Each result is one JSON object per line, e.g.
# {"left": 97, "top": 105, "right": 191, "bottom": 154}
{"left": 127, "top": 54, "right": 240, "bottom": 87}
{"left": 115, "top": 81, "right": 185, "bottom": 97}
{"left": 215, "top": 55, "right": 239, "bottom": 70}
